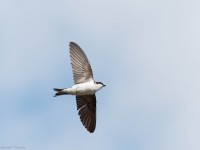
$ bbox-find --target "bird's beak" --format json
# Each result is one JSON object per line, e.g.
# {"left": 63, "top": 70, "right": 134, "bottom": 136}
{"left": 103, "top": 84, "right": 106, "bottom": 87}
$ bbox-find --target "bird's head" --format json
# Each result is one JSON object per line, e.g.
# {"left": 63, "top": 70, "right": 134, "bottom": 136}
{"left": 95, "top": 82, "right": 106, "bottom": 90}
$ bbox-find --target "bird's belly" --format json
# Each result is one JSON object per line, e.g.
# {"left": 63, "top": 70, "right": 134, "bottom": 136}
{"left": 74, "top": 85, "right": 96, "bottom": 95}
{"left": 75, "top": 88, "right": 96, "bottom": 95}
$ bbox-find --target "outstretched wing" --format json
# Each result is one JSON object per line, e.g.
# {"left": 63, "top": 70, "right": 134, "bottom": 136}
{"left": 69, "top": 42, "right": 93, "bottom": 84}
{"left": 76, "top": 94, "right": 96, "bottom": 133}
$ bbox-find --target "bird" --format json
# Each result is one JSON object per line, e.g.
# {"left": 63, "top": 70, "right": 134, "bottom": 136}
{"left": 53, "top": 42, "right": 106, "bottom": 133}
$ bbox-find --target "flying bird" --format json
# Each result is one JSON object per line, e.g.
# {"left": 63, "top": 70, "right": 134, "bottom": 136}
{"left": 53, "top": 42, "right": 106, "bottom": 133}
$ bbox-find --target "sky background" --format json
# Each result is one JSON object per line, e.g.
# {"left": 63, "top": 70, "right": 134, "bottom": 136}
{"left": 1, "top": 0, "right": 200, "bottom": 150}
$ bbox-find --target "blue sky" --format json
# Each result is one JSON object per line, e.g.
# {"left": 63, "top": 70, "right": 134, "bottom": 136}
{"left": 1, "top": 0, "right": 200, "bottom": 150}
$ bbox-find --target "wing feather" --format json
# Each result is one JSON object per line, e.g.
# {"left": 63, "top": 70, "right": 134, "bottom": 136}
{"left": 69, "top": 42, "right": 93, "bottom": 84}
{"left": 76, "top": 95, "right": 96, "bottom": 133}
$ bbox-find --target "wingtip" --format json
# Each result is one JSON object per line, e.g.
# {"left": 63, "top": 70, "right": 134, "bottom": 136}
{"left": 69, "top": 42, "right": 76, "bottom": 46}
{"left": 88, "top": 129, "right": 95, "bottom": 133}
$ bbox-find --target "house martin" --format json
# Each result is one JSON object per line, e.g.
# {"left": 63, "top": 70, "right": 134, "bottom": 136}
{"left": 54, "top": 42, "right": 105, "bottom": 133}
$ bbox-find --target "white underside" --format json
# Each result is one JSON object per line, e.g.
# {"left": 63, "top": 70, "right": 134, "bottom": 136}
{"left": 62, "top": 80, "right": 101, "bottom": 95}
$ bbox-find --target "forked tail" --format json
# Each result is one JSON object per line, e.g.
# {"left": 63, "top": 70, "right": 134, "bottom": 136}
{"left": 53, "top": 88, "right": 65, "bottom": 97}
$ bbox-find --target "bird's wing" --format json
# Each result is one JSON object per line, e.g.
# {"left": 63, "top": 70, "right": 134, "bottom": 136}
{"left": 76, "top": 94, "right": 96, "bottom": 133}
{"left": 69, "top": 42, "right": 93, "bottom": 84}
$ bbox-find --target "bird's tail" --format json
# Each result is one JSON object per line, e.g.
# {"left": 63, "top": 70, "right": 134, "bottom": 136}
{"left": 53, "top": 88, "right": 66, "bottom": 97}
